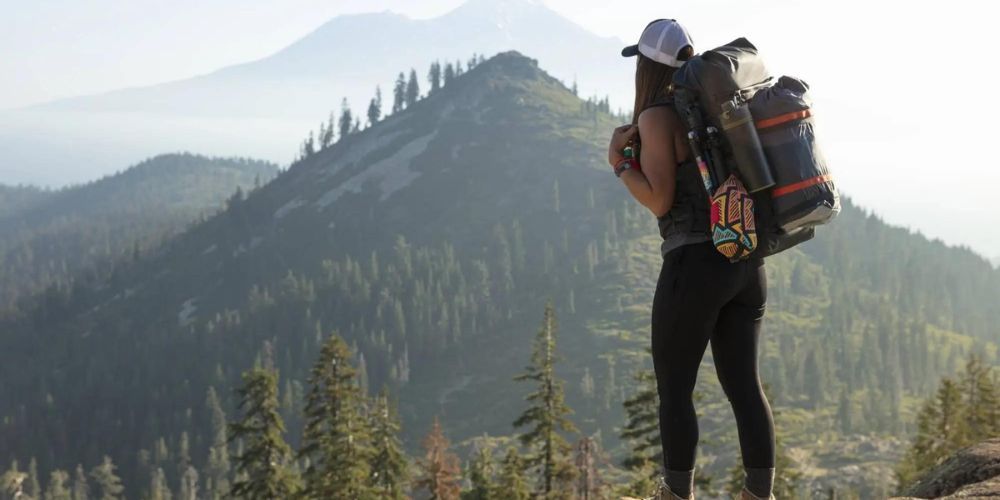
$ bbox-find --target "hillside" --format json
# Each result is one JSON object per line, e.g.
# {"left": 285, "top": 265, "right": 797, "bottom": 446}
{"left": 0, "top": 184, "right": 51, "bottom": 216}
{"left": 0, "top": 153, "right": 278, "bottom": 311}
{"left": 1, "top": 51, "right": 998, "bottom": 498}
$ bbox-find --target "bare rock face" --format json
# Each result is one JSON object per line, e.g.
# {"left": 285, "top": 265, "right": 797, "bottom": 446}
{"left": 893, "top": 438, "right": 1000, "bottom": 499}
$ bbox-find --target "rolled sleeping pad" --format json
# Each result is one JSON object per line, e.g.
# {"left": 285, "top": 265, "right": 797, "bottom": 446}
{"left": 749, "top": 76, "right": 840, "bottom": 233}
{"left": 671, "top": 37, "right": 773, "bottom": 117}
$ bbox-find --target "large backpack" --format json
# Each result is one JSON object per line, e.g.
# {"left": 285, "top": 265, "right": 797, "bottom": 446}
{"left": 670, "top": 37, "right": 840, "bottom": 258}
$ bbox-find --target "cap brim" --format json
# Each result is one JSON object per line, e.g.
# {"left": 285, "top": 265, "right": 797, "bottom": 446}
{"left": 621, "top": 45, "right": 639, "bottom": 57}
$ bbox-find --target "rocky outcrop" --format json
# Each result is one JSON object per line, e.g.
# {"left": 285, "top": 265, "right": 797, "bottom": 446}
{"left": 893, "top": 438, "right": 1000, "bottom": 499}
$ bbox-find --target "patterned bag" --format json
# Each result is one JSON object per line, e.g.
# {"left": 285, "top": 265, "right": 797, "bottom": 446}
{"left": 710, "top": 174, "right": 757, "bottom": 261}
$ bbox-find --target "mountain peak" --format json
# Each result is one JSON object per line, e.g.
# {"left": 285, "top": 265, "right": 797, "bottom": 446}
{"left": 443, "top": 0, "right": 558, "bottom": 25}
{"left": 470, "top": 50, "right": 542, "bottom": 76}
{"left": 450, "top": 0, "right": 547, "bottom": 12}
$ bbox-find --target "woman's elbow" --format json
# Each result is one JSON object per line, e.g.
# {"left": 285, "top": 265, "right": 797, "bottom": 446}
{"left": 650, "top": 197, "right": 673, "bottom": 219}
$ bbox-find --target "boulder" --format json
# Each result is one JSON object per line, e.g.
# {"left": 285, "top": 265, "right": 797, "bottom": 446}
{"left": 893, "top": 438, "right": 1000, "bottom": 499}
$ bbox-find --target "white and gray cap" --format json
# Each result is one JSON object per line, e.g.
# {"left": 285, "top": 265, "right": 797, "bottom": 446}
{"left": 621, "top": 18, "right": 694, "bottom": 68}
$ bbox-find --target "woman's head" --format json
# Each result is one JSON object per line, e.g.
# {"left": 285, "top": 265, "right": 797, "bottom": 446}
{"left": 621, "top": 19, "right": 695, "bottom": 123}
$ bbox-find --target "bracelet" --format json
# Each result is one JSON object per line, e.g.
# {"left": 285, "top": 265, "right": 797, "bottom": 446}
{"left": 613, "top": 159, "right": 629, "bottom": 177}
{"left": 614, "top": 158, "right": 638, "bottom": 177}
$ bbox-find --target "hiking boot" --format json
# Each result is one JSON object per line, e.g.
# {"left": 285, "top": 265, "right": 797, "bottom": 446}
{"left": 640, "top": 476, "right": 693, "bottom": 500}
{"left": 736, "top": 486, "right": 775, "bottom": 500}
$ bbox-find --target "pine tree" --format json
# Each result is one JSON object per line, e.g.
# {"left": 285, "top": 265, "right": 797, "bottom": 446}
{"left": 89, "top": 456, "right": 124, "bottom": 500}
{"left": 71, "top": 465, "right": 88, "bottom": 500}
{"left": 302, "top": 131, "right": 315, "bottom": 159}
{"left": 415, "top": 417, "right": 461, "bottom": 500}
{"left": 228, "top": 368, "right": 301, "bottom": 500}
{"left": 338, "top": 98, "right": 353, "bottom": 142}
{"left": 836, "top": 387, "right": 854, "bottom": 434}
{"left": 960, "top": 353, "right": 999, "bottom": 440}
{"left": 178, "top": 466, "right": 198, "bottom": 500}
{"left": 320, "top": 112, "right": 335, "bottom": 148}
{"left": 154, "top": 438, "right": 170, "bottom": 467}
{"left": 463, "top": 444, "right": 496, "bottom": 500}
{"left": 370, "top": 387, "right": 409, "bottom": 499}
{"left": 27, "top": 458, "right": 40, "bottom": 499}
{"left": 318, "top": 121, "right": 328, "bottom": 149}
{"left": 176, "top": 432, "right": 192, "bottom": 487}
{"left": 299, "top": 333, "right": 375, "bottom": 500}
{"left": 896, "top": 353, "right": 997, "bottom": 489}
{"left": 513, "top": 301, "right": 578, "bottom": 498}
{"left": 148, "top": 468, "right": 170, "bottom": 500}
{"left": 367, "top": 86, "right": 383, "bottom": 126}
{"left": 205, "top": 387, "right": 230, "bottom": 500}
{"left": 621, "top": 462, "right": 658, "bottom": 500}
{"left": 444, "top": 63, "right": 456, "bottom": 86}
{"left": 393, "top": 72, "right": 407, "bottom": 113}
{"left": 573, "top": 437, "right": 605, "bottom": 500}
{"left": 2, "top": 461, "right": 26, "bottom": 500}
{"left": 44, "top": 470, "right": 71, "bottom": 500}
{"left": 803, "top": 347, "right": 826, "bottom": 408}
{"left": 494, "top": 448, "right": 531, "bottom": 500}
{"left": 406, "top": 69, "right": 420, "bottom": 108}
{"left": 621, "top": 369, "right": 659, "bottom": 471}
{"left": 428, "top": 61, "right": 442, "bottom": 94}
{"left": 897, "top": 382, "right": 950, "bottom": 489}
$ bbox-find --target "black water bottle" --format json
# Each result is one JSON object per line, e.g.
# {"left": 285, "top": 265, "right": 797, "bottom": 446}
{"left": 719, "top": 98, "right": 775, "bottom": 192}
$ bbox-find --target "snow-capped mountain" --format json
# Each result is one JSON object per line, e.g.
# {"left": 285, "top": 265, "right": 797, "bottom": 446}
{"left": 0, "top": 0, "right": 633, "bottom": 186}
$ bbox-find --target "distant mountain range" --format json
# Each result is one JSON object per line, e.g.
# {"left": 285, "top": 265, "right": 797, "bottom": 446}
{"left": 0, "top": 153, "right": 277, "bottom": 309}
{"left": 2, "top": 51, "right": 997, "bottom": 498}
{"left": 0, "top": 0, "right": 632, "bottom": 187}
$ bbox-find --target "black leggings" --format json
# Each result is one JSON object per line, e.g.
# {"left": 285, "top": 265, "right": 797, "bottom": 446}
{"left": 651, "top": 240, "right": 775, "bottom": 471}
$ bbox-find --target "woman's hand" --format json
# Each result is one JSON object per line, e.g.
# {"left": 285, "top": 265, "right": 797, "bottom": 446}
{"left": 608, "top": 124, "right": 638, "bottom": 167}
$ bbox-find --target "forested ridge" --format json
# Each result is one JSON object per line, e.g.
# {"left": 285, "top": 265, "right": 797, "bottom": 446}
{"left": 0, "top": 51, "right": 997, "bottom": 498}
{"left": 0, "top": 153, "right": 278, "bottom": 311}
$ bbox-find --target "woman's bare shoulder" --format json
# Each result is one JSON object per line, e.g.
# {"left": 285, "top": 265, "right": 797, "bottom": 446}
{"left": 637, "top": 105, "right": 683, "bottom": 136}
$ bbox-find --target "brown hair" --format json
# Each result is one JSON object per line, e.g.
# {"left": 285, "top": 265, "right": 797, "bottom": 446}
{"left": 631, "top": 46, "right": 694, "bottom": 124}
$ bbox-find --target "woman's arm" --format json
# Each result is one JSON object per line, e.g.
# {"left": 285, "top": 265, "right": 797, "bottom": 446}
{"left": 617, "top": 107, "right": 679, "bottom": 218}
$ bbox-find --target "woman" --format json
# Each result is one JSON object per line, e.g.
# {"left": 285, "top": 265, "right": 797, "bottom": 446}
{"left": 610, "top": 19, "right": 777, "bottom": 500}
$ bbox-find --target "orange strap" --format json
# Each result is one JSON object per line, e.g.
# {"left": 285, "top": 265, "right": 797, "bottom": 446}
{"left": 772, "top": 174, "right": 832, "bottom": 197}
{"left": 756, "top": 109, "right": 812, "bottom": 130}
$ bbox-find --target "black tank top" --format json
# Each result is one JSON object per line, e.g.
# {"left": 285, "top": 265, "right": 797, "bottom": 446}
{"left": 641, "top": 100, "right": 712, "bottom": 257}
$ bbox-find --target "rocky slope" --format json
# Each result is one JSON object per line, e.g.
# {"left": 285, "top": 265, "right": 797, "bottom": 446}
{"left": 894, "top": 438, "right": 1000, "bottom": 499}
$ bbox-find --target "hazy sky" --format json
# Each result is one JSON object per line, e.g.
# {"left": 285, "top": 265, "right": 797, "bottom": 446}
{"left": 3, "top": 0, "right": 998, "bottom": 257}
{"left": 1, "top": 0, "right": 939, "bottom": 109}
